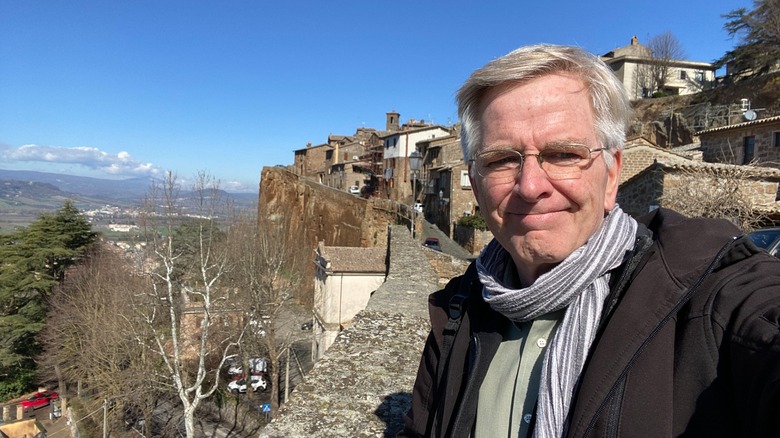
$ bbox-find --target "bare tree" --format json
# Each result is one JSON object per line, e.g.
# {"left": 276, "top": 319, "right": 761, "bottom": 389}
{"left": 134, "top": 171, "right": 242, "bottom": 438}
{"left": 659, "top": 163, "right": 771, "bottom": 231}
{"left": 40, "top": 244, "right": 162, "bottom": 435}
{"left": 648, "top": 31, "right": 687, "bottom": 93}
{"left": 634, "top": 31, "right": 687, "bottom": 96}
{"left": 225, "top": 208, "right": 304, "bottom": 414}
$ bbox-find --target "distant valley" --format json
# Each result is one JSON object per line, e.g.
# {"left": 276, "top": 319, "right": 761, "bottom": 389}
{"left": 0, "top": 169, "right": 258, "bottom": 232}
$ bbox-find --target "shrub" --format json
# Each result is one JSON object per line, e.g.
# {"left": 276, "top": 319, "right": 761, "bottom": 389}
{"left": 458, "top": 211, "right": 488, "bottom": 231}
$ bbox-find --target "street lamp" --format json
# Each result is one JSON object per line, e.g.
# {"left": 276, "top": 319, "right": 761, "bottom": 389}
{"left": 409, "top": 150, "right": 423, "bottom": 238}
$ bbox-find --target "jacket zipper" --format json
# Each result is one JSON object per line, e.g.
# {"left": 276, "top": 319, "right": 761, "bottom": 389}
{"left": 581, "top": 236, "right": 739, "bottom": 436}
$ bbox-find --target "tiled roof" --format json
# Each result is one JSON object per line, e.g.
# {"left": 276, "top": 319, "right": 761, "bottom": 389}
{"left": 623, "top": 142, "right": 695, "bottom": 162}
{"left": 657, "top": 159, "right": 780, "bottom": 178}
{"left": 621, "top": 158, "right": 780, "bottom": 189}
{"left": 318, "top": 246, "right": 387, "bottom": 273}
{"left": 695, "top": 115, "right": 780, "bottom": 136}
{"left": 377, "top": 125, "right": 447, "bottom": 139}
{"left": 293, "top": 143, "right": 332, "bottom": 152}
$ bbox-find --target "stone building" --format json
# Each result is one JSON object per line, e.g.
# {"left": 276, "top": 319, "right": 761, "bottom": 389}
{"left": 620, "top": 139, "right": 699, "bottom": 184}
{"left": 601, "top": 36, "right": 716, "bottom": 100}
{"left": 697, "top": 115, "right": 780, "bottom": 167}
{"left": 416, "top": 132, "right": 476, "bottom": 237}
{"left": 381, "top": 121, "right": 451, "bottom": 204}
{"left": 322, "top": 134, "right": 368, "bottom": 191}
{"left": 293, "top": 142, "right": 332, "bottom": 182}
{"left": 618, "top": 159, "right": 780, "bottom": 218}
{"left": 312, "top": 243, "right": 387, "bottom": 360}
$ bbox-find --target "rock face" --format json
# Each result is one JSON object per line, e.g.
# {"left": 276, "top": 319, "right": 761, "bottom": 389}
{"left": 260, "top": 226, "right": 442, "bottom": 437}
{"left": 258, "top": 167, "right": 398, "bottom": 305}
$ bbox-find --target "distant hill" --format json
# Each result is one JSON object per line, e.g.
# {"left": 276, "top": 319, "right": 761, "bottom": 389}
{"left": 0, "top": 169, "right": 259, "bottom": 230}
{"left": 0, "top": 169, "right": 153, "bottom": 201}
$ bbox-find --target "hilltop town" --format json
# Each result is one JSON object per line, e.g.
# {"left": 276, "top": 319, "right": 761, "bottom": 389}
{"left": 285, "top": 38, "right": 780, "bottom": 240}
{"left": 3, "top": 33, "right": 780, "bottom": 438}
{"left": 257, "top": 36, "right": 780, "bottom": 436}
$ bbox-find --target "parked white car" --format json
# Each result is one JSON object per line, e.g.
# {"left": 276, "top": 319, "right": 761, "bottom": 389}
{"left": 349, "top": 185, "right": 360, "bottom": 195}
{"left": 227, "top": 357, "right": 268, "bottom": 375}
{"left": 227, "top": 375, "right": 267, "bottom": 393}
{"left": 413, "top": 203, "right": 423, "bottom": 213}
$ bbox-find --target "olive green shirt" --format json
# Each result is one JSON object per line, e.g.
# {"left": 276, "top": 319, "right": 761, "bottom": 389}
{"left": 473, "top": 265, "right": 563, "bottom": 438}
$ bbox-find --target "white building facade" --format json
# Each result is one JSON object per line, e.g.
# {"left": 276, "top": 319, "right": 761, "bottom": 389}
{"left": 601, "top": 36, "right": 717, "bottom": 100}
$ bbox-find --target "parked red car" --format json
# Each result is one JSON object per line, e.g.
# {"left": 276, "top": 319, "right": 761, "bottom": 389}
{"left": 20, "top": 390, "right": 59, "bottom": 410}
{"left": 423, "top": 237, "right": 442, "bottom": 252}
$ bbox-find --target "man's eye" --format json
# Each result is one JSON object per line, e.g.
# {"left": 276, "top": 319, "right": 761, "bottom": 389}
{"left": 485, "top": 154, "right": 520, "bottom": 168}
{"left": 542, "top": 149, "right": 585, "bottom": 163}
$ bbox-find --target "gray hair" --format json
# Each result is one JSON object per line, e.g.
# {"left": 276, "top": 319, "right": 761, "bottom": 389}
{"left": 457, "top": 44, "right": 631, "bottom": 171}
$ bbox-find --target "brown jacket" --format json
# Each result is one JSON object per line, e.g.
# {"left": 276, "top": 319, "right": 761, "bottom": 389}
{"left": 401, "top": 209, "right": 780, "bottom": 437}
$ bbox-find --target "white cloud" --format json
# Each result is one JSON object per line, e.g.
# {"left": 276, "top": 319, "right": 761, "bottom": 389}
{"left": 0, "top": 144, "right": 163, "bottom": 177}
{"left": 222, "top": 179, "right": 256, "bottom": 193}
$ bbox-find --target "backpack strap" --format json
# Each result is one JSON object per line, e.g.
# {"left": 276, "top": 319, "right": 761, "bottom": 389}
{"left": 435, "top": 263, "right": 478, "bottom": 391}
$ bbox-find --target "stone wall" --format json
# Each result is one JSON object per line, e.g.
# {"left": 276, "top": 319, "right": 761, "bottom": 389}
{"left": 260, "top": 225, "right": 439, "bottom": 437}
{"left": 453, "top": 224, "right": 492, "bottom": 255}
{"left": 618, "top": 161, "right": 780, "bottom": 218}
{"left": 621, "top": 145, "right": 664, "bottom": 184}
{"left": 617, "top": 166, "right": 664, "bottom": 217}
{"left": 620, "top": 143, "right": 695, "bottom": 185}
{"left": 422, "top": 247, "right": 471, "bottom": 287}
{"left": 699, "top": 118, "right": 780, "bottom": 166}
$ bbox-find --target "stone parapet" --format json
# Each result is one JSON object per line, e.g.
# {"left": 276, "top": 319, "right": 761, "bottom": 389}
{"left": 260, "top": 226, "right": 439, "bottom": 437}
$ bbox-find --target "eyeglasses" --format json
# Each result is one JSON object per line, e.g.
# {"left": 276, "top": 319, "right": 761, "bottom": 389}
{"left": 470, "top": 144, "right": 607, "bottom": 182}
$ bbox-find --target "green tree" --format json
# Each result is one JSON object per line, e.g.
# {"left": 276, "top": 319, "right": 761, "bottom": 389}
{"left": 0, "top": 201, "right": 96, "bottom": 400}
{"left": 716, "top": 0, "right": 780, "bottom": 77}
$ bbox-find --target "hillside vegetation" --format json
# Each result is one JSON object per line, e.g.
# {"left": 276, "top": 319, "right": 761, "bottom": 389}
{"left": 632, "top": 72, "right": 780, "bottom": 143}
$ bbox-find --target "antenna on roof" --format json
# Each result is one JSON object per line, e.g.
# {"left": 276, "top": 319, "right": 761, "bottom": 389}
{"left": 739, "top": 98, "right": 764, "bottom": 121}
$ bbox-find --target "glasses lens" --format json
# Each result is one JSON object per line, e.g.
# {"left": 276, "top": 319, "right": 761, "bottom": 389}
{"left": 475, "top": 150, "right": 522, "bottom": 180}
{"left": 541, "top": 145, "right": 590, "bottom": 179}
{"left": 474, "top": 145, "right": 597, "bottom": 181}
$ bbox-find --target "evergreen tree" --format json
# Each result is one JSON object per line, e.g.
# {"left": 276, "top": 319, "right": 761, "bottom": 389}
{"left": 0, "top": 201, "right": 97, "bottom": 400}
{"left": 716, "top": 0, "right": 780, "bottom": 77}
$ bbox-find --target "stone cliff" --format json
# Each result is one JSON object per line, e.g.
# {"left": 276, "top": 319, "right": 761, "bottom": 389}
{"left": 257, "top": 167, "right": 399, "bottom": 305}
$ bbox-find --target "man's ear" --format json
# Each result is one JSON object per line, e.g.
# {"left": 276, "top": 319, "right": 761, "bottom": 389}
{"left": 604, "top": 149, "right": 622, "bottom": 211}
{"left": 468, "top": 166, "right": 480, "bottom": 201}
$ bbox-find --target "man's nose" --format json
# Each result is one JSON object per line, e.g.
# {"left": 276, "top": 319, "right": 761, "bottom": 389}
{"left": 512, "top": 155, "right": 551, "bottom": 199}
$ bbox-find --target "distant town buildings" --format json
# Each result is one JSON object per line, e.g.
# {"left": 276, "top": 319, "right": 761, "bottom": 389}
{"left": 286, "top": 40, "right": 780, "bottom": 242}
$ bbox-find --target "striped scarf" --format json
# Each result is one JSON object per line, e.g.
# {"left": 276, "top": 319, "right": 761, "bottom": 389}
{"left": 476, "top": 206, "right": 637, "bottom": 438}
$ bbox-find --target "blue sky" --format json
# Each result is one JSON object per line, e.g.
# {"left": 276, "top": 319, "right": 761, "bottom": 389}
{"left": 0, "top": 0, "right": 751, "bottom": 193}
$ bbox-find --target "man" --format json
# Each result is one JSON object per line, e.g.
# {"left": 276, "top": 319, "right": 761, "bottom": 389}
{"left": 401, "top": 44, "right": 780, "bottom": 437}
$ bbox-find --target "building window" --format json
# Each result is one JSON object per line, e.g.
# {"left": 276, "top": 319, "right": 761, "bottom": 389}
{"left": 774, "top": 131, "right": 780, "bottom": 147}
{"left": 743, "top": 136, "right": 755, "bottom": 164}
{"left": 695, "top": 71, "right": 704, "bottom": 82}
{"left": 460, "top": 170, "right": 471, "bottom": 188}
{"left": 679, "top": 70, "right": 687, "bottom": 80}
